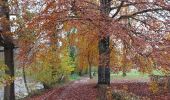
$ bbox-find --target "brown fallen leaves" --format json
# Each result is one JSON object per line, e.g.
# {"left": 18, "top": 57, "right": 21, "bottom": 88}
{"left": 28, "top": 82, "right": 170, "bottom": 100}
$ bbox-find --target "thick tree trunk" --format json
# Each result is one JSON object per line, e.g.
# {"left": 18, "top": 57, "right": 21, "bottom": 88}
{"left": 98, "top": 36, "right": 110, "bottom": 84}
{"left": 98, "top": 37, "right": 111, "bottom": 100}
{"left": 97, "top": 0, "right": 111, "bottom": 100}
{"left": 98, "top": 85, "right": 112, "bottom": 100}
{"left": 98, "top": 0, "right": 111, "bottom": 85}
{"left": 2, "top": 0, "right": 15, "bottom": 100}
{"left": 4, "top": 46, "right": 15, "bottom": 100}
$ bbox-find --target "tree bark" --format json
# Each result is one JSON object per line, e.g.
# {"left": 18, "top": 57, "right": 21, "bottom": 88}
{"left": 89, "top": 64, "right": 92, "bottom": 79}
{"left": 122, "top": 43, "right": 127, "bottom": 77}
{"left": 97, "top": 0, "right": 112, "bottom": 100}
{"left": 1, "top": 0, "right": 15, "bottom": 100}
{"left": 23, "top": 65, "right": 29, "bottom": 94}
{"left": 98, "top": 0, "right": 111, "bottom": 85}
{"left": 79, "top": 70, "right": 82, "bottom": 76}
{"left": 43, "top": 83, "right": 50, "bottom": 90}
{"left": 87, "top": 55, "right": 92, "bottom": 79}
{"left": 4, "top": 46, "right": 15, "bottom": 100}
{"left": 98, "top": 37, "right": 110, "bottom": 84}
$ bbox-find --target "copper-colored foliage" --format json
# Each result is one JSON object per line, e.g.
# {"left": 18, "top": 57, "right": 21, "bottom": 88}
{"left": 13, "top": 0, "right": 169, "bottom": 71}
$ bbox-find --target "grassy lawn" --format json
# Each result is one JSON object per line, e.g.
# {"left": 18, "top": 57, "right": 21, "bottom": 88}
{"left": 111, "top": 69, "right": 148, "bottom": 80}
{"left": 68, "top": 69, "right": 165, "bottom": 81}
{"left": 110, "top": 69, "right": 165, "bottom": 80}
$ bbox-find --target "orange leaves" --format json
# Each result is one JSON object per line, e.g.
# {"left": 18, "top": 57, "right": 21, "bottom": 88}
{"left": 16, "top": 0, "right": 170, "bottom": 75}
{"left": 63, "top": 22, "right": 73, "bottom": 32}
{"left": 64, "top": 23, "right": 100, "bottom": 70}
{"left": 164, "top": 32, "right": 170, "bottom": 41}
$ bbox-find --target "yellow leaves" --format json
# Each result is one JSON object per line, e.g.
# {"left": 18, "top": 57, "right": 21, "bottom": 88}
{"left": 0, "top": 63, "right": 14, "bottom": 86}
{"left": 135, "top": 55, "right": 154, "bottom": 73}
{"left": 0, "top": 63, "right": 8, "bottom": 71}
{"left": 63, "top": 22, "right": 74, "bottom": 32}
{"left": 149, "top": 81, "right": 159, "bottom": 94}
{"left": 63, "top": 21, "right": 99, "bottom": 71}
{"left": 164, "top": 32, "right": 170, "bottom": 41}
{"left": 75, "top": 32, "right": 99, "bottom": 69}
{"left": 26, "top": 43, "right": 75, "bottom": 85}
{"left": 2, "top": 75, "right": 14, "bottom": 86}
{"left": 110, "top": 45, "right": 125, "bottom": 70}
{"left": 160, "top": 66, "right": 170, "bottom": 75}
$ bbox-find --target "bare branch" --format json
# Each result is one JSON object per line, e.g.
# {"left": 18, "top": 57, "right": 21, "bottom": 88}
{"left": 111, "top": 1, "right": 124, "bottom": 18}
{"left": 117, "top": 7, "right": 170, "bottom": 20}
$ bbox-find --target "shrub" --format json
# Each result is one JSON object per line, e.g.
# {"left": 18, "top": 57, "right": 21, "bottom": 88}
{"left": 112, "top": 90, "right": 142, "bottom": 100}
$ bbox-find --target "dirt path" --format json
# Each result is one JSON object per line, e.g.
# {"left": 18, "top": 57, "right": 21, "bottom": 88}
{"left": 50, "top": 77, "right": 93, "bottom": 100}
{"left": 29, "top": 77, "right": 97, "bottom": 100}
{"left": 28, "top": 77, "right": 170, "bottom": 100}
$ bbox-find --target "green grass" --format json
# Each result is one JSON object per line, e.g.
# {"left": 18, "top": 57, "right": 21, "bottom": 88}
{"left": 111, "top": 69, "right": 149, "bottom": 80}
{"left": 69, "top": 74, "right": 81, "bottom": 81}
{"left": 152, "top": 70, "right": 165, "bottom": 76}
{"left": 69, "top": 69, "right": 165, "bottom": 81}
{"left": 110, "top": 69, "right": 165, "bottom": 80}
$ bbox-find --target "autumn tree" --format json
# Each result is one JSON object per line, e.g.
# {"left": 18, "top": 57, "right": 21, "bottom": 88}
{"left": 75, "top": 29, "right": 98, "bottom": 78}
{"left": 16, "top": 0, "right": 170, "bottom": 99}
{"left": 0, "top": 0, "right": 17, "bottom": 99}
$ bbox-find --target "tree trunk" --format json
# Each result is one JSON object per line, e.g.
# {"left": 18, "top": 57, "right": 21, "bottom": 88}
{"left": 97, "top": 0, "right": 111, "bottom": 100}
{"left": 97, "top": 85, "right": 112, "bottom": 100}
{"left": 98, "top": 0, "right": 111, "bottom": 85}
{"left": 23, "top": 65, "right": 29, "bottom": 94}
{"left": 43, "top": 83, "right": 50, "bottom": 90}
{"left": 2, "top": 0, "right": 15, "bottom": 100}
{"left": 98, "top": 36, "right": 110, "bottom": 84}
{"left": 85, "top": 67, "right": 88, "bottom": 74}
{"left": 79, "top": 70, "right": 82, "bottom": 76}
{"left": 98, "top": 37, "right": 111, "bottom": 100}
{"left": 89, "top": 64, "right": 92, "bottom": 79}
{"left": 122, "top": 43, "right": 127, "bottom": 77}
{"left": 122, "top": 71, "right": 126, "bottom": 77}
{"left": 87, "top": 55, "right": 92, "bottom": 79}
{"left": 4, "top": 46, "right": 15, "bottom": 100}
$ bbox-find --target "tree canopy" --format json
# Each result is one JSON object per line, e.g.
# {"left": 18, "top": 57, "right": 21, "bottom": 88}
{"left": 14, "top": 0, "right": 170, "bottom": 73}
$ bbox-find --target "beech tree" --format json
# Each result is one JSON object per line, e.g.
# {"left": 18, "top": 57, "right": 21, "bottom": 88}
{"left": 0, "top": 0, "right": 16, "bottom": 100}
{"left": 15, "top": 0, "right": 170, "bottom": 99}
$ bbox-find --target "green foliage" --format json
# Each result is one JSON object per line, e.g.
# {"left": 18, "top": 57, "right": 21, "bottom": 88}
{"left": 60, "top": 49, "right": 75, "bottom": 78}
{"left": 69, "top": 46, "right": 77, "bottom": 62}
{"left": 26, "top": 47, "right": 74, "bottom": 86}
{"left": 69, "top": 73, "right": 80, "bottom": 81}
{"left": 0, "top": 61, "right": 14, "bottom": 86}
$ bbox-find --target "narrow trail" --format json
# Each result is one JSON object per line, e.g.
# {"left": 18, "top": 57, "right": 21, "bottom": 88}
{"left": 51, "top": 77, "right": 93, "bottom": 100}
{"left": 28, "top": 77, "right": 170, "bottom": 100}
{"left": 29, "top": 77, "right": 97, "bottom": 100}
